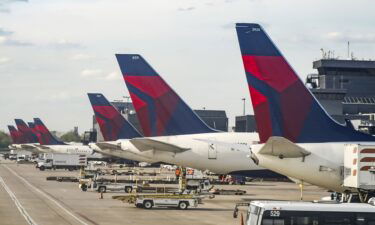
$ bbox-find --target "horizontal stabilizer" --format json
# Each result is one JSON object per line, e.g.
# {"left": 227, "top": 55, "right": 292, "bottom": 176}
{"left": 130, "top": 138, "right": 190, "bottom": 153}
{"left": 37, "top": 145, "right": 51, "bottom": 150}
{"left": 258, "top": 136, "right": 310, "bottom": 158}
{"left": 20, "top": 144, "right": 39, "bottom": 150}
{"left": 95, "top": 142, "right": 122, "bottom": 151}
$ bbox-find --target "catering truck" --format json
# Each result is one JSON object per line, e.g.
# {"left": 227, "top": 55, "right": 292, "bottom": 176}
{"left": 37, "top": 153, "right": 87, "bottom": 171}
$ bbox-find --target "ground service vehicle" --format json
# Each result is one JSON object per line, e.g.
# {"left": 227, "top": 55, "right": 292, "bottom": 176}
{"left": 234, "top": 200, "right": 375, "bottom": 225}
{"left": 16, "top": 155, "right": 27, "bottom": 162}
{"left": 37, "top": 153, "right": 87, "bottom": 171}
{"left": 134, "top": 194, "right": 199, "bottom": 210}
{"left": 8, "top": 154, "right": 17, "bottom": 160}
{"left": 95, "top": 182, "right": 134, "bottom": 193}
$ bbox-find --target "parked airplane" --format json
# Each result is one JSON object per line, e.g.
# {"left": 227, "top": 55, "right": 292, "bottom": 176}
{"left": 113, "top": 54, "right": 281, "bottom": 177}
{"left": 236, "top": 23, "right": 375, "bottom": 198}
{"left": 87, "top": 93, "right": 156, "bottom": 163}
{"left": 7, "top": 125, "right": 25, "bottom": 149}
{"left": 32, "top": 118, "right": 104, "bottom": 159}
{"left": 11, "top": 119, "right": 42, "bottom": 152}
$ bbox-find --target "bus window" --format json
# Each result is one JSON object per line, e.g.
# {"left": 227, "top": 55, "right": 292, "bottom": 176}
{"left": 356, "top": 214, "right": 375, "bottom": 225}
{"left": 356, "top": 215, "right": 365, "bottom": 225}
{"left": 262, "top": 219, "right": 285, "bottom": 225}
{"left": 290, "top": 217, "right": 319, "bottom": 225}
{"left": 247, "top": 205, "right": 261, "bottom": 225}
{"left": 323, "top": 217, "right": 351, "bottom": 225}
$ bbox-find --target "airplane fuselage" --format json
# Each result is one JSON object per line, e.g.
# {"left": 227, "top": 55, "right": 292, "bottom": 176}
{"left": 89, "top": 141, "right": 157, "bottom": 163}
{"left": 38, "top": 144, "right": 104, "bottom": 159}
{"left": 115, "top": 132, "right": 280, "bottom": 177}
{"left": 11, "top": 143, "right": 46, "bottom": 153}
{"left": 252, "top": 142, "right": 375, "bottom": 192}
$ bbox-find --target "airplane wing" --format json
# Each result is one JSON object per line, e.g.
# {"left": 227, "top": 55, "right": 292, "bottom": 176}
{"left": 18, "top": 144, "right": 50, "bottom": 153}
{"left": 258, "top": 136, "right": 311, "bottom": 158}
{"left": 95, "top": 142, "right": 122, "bottom": 151}
{"left": 37, "top": 145, "right": 51, "bottom": 150}
{"left": 20, "top": 144, "right": 40, "bottom": 150}
{"left": 130, "top": 138, "right": 190, "bottom": 153}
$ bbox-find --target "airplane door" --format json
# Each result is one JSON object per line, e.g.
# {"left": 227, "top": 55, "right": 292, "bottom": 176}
{"left": 208, "top": 138, "right": 217, "bottom": 160}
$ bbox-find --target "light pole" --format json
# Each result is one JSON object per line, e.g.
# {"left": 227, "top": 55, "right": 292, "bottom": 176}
{"left": 241, "top": 98, "right": 246, "bottom": 116}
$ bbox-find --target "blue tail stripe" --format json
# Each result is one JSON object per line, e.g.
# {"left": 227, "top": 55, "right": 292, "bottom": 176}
{"left": 88, "top": 93, "right": 112, "bottom": 106}
{"left": 236, "top": 23, "right": 281, "bottom": 56}
{"left": 116, "top": 54, "right": 158, "bottom": 76}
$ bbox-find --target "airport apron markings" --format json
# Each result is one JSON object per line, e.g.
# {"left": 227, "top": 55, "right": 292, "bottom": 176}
{"left": 3, "top": 165, "right": 89, "bottom": 225}
{"left": 0, "top": 172, "right": 38, "bottom": 225}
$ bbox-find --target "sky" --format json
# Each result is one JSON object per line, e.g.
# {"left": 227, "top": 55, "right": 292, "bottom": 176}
{"left": 1, "top": 0, "right": 375, "bottom": 133}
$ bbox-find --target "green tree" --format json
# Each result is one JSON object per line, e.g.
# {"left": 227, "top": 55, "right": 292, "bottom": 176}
{"left": 60, "top": 131, "right": 81, "bottom": 143}
{"left": 0, "top": 130, "right": 11, "bottom": 149}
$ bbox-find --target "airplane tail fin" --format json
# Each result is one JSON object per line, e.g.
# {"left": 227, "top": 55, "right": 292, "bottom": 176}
{"left": 27, "top": 121, "right": 40, "bottom": 140}
{"left": 7, "top": 125, "right": 22, "bottom": 144}
{"left": 14, "top": 119, "right": 38, "bottom": 143}
{"left": 33, "top": 118, "right": 65, "bottom": 145}
{"left": 87, "top": 93, "right": 142, "bottom": 141}
{"left": 235, "top": 23, "right": 375, "bottom": 143}
{"left": 116, "top": 54, "right": 217, "bottom": 136}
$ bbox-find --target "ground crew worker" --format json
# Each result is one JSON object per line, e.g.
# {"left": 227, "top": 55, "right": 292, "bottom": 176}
{"left": 175, "top": 168, "right": 181, "bottom": 179}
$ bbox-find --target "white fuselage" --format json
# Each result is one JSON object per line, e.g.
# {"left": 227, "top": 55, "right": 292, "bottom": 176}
{"left": 11, "top": 143, "right": 45, "bottom": 153}
{"left": 252, "top": 142, "right": 375, "bottom": 192}
{"left": 89, "top": 141, "right": 157, "bottom": 163}
{"left": 38, "top": 144, "right": 104, "bottom": 159}
{"left": 115, "top": 132, "right": 267, "bottom": 175}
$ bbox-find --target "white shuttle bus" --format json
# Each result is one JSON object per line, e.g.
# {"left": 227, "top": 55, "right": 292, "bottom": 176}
{"left": 234, "top": 200, "right": 375, "bottom": 225}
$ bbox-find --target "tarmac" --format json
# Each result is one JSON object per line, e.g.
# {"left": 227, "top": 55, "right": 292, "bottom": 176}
{"left": 0, "top": 159, "right": 328, "bottom": 225}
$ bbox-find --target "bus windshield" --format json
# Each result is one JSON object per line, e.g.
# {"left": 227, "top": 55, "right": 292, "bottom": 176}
{"left": 247, "top": 205, "right": 261, "bottom": 225}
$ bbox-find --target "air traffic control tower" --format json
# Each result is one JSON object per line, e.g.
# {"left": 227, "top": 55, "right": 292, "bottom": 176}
{"left": 306, "top": 58, "right": 375, "bottom": 133}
